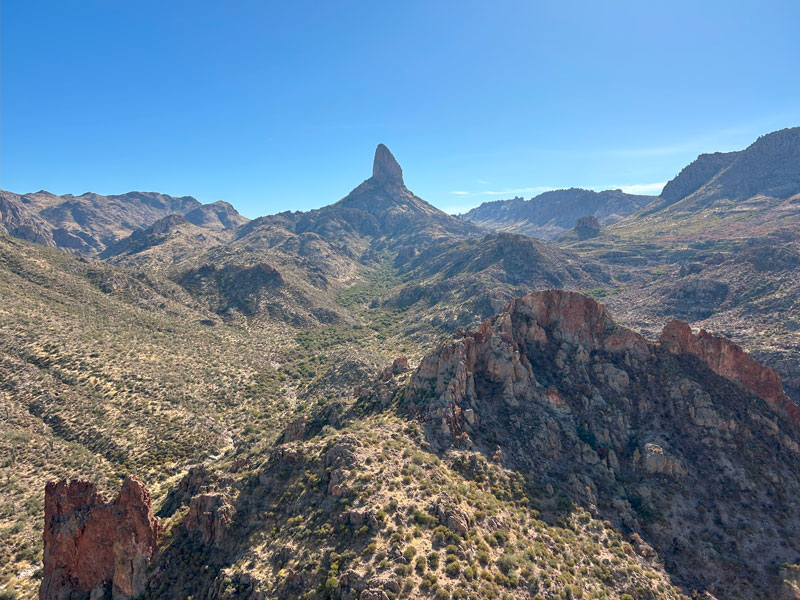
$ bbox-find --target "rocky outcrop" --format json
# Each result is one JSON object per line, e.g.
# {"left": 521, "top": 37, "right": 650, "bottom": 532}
{"left": 371, "top": 144, "right": 403, "bottom": 183}
{"left": 40, "top": 477, "right": 159, "bottom": 600}
{"left": 405, "top": 290, "right": 650, "bottom": 445}
{"left": 184, "top": 201, "right": 249, "bottom": 231}
{"left": 660, "top": 319, "right": 798, "bottom": 422}
{"left": 573, "top": 215, "right": 601, "bottom": 239}
{"left": 0, "top": 193, "right": 56, "bottom": 246}
{"left": 184, "top": 492, "right": 233, "bottom": 546}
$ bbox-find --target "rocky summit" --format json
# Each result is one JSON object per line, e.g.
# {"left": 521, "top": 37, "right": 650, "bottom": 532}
{"left": 372, "top": 144, "right": 404, "bottom": 183}
{"left": 1, "top": 127, "right": 800, "bottom": 600}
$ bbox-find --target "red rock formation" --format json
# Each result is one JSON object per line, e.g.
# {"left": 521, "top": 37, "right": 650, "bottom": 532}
{"left": 406, "top": 291, "right": 650, "bottom": 444}
{"left": 660, "top": 320, "right": 799, "bottom": 423}
{"left": 40, "top": 476, "right": 158, "bottom": 600}
{"left": 508, "top": 290, "right": 615, "bottom": 348}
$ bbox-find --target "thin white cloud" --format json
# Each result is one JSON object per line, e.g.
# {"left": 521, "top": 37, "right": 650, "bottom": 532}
{"left": 617, "top": 182, "right": 667, "bottom": 195}
{"left": 444, "top": 204, "right": 483, "bottom": 215}
{"left": 449, "top": 186, "right": 555, "bottom": 197}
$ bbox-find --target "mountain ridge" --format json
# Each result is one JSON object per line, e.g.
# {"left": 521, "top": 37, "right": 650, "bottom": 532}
{"left": 460, "top": 188, "right": 655, "bottom": 239}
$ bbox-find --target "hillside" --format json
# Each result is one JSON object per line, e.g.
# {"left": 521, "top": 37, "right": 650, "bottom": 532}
{"left": 32, "top": 291, "right": 800, "bottom": 600}
{"left": 0, "top": 233, "right": 417, "bottom": 598}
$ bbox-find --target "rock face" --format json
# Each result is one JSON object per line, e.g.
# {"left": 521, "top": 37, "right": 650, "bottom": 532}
{"left": 184, "top": 492, "right": 233, "bottom": 546}
{"left": 657, "top": 151, "right": 742, "bottom": 207}
{"left": 404, "top": 290, "right": 800, "bottom": 598}
{"left": 41, "top": 477, "right": 159, "bottom": 600}
{"left": 573, "top": 215, "right": 601, "bottom": 239}
{"left": 406, "top": 290, "right": 650, "bottom": 446}
{"left": 0, "top": 194, "right": 56, "bottom": 246}
{"left": 371, "top": 143, "right": 403, "bottom": 183}
{"left": 660, "top": 319, "right": 799, "bottom": 422}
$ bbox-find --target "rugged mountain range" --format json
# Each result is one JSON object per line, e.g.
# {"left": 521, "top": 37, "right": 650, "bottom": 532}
{"left": 99, "top": 145, "right": 603, "bottom": 334}
{"left": 607, "top": 126, "right": 800, "bottom": 242}
{"left": 1, "top": 132, "right": 799, "bottom": 600}
{"left": 560, "top": 127, "right": 800, "bottom": 402}
{"left": 459, "top": 188, "right": 655, "bottom": 239}
{"left": 0, "top": 189, "right": 248, "bottom": 255}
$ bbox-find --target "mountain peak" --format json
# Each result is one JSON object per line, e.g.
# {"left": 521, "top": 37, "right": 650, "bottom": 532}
{"left": 372, "top": 143, "right": 403, "bottom": 183}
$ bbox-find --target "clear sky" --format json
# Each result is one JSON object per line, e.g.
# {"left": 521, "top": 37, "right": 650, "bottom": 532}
{"left": 2, "top": 1, "right": 799, "bottom": 218}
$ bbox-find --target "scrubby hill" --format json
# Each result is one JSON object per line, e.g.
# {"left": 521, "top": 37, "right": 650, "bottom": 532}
{"left": 40, "top": 291, "right": 800, "bottom": 600}
{"left": 0, "top": 234, "right": 410, "bottom": 597}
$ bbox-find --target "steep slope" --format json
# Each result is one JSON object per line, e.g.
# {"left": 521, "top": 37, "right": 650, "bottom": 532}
{"left": 645, "top": 151, "right": 741, "bottom": 211}
{"left": 0, "top": 194, "right": 55, "bottom": 246}
{"left": 405, "top": 291, "right": 800, "bottom": 598}
{"left": 0, "top": 234, "right": 412, "bottom": 597}
{"left": 460, "top": 188, "right": 655, "bottom": 239}
{"left": 604, "top": 126, "right": 800, "bottom": 242}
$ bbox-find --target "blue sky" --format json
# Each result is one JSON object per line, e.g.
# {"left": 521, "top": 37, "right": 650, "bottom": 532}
{"left": 2, "top": 1, "right": 799, "bottom": 218}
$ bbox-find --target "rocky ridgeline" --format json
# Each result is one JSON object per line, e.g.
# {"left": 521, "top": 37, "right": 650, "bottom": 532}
{"left": 661, "top": 319, "right": 799, "bottom": 422}
{"left": 404, "top": 290, "right": 800, "bottom": 597}
{"left": 40, "top": 477, "right": 159, "bottom": 600}
{"left": 405, "top": 290, "right": 650, "bottom": 448}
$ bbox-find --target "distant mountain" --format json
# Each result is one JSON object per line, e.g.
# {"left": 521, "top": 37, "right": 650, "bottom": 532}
{"left": 460, "top": 188, "right": 655, "bottom": 239}
{"left": 656, "top": 151, "right": 742, "bottom": 207}
{"left": 611, "top": 126, "right": 800, "bottom": 239}
{"left": 0, "top": 193, "right": 55, "bottom": 246}
{"left": 0, "top": 189, "right": 247, "bottom": 255}
{"left": 561, "top": 126, "right": 800, "bottom": 405}
{"left": 103, "top": 146, "right": 605, "bottom": 332}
